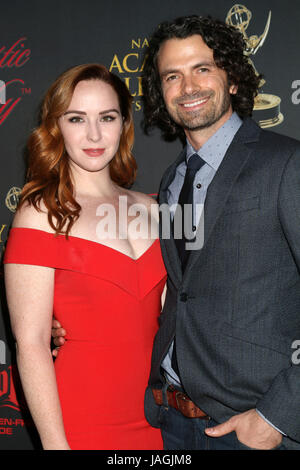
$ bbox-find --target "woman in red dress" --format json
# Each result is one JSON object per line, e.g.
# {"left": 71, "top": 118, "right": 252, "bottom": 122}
{"left": 4, "top": 64, "right": 166, "bottom": 450}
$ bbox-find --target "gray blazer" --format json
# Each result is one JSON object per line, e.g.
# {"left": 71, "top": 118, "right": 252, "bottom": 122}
{"left": 145, "top": 117, "right": 300, "bottom": 444}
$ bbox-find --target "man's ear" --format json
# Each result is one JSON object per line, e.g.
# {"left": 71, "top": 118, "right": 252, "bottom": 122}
{"left": 230, "top": 83, "right": 238, "bottom": 95}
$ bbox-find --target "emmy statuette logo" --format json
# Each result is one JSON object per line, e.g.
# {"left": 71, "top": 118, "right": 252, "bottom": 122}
{"left": 5, "top": 187, "right": 21, "bottom": 213}
{"left": 226, "top": 4, "right": 284, "bottom": 128}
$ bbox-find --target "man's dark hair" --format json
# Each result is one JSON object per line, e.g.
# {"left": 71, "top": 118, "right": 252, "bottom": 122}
{"left": 142, "top": 15, "right": 261, "bottom": 142}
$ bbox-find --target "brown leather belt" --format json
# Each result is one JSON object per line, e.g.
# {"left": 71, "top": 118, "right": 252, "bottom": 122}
{"left": 152, "top": 386, "right": 210, "bottom": 419}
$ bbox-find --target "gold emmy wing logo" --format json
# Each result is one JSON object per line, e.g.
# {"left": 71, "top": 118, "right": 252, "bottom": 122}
{"left": 5, "top": 187, "right": 21, "bottom": 212}
{"left": 226, "top": 4, "right": 284, "bottom": 128}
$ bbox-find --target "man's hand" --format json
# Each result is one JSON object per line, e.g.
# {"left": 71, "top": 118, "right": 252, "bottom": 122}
{"left": 205, "top": 409, "right": 283, "bottom": 450}
{"left": 51, "top": 318, "right": 66, "bottom": 358}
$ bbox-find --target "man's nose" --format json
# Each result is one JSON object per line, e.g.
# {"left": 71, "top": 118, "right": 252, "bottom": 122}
{"left": 181, "top": 74, "right": 199, "bottom": 95}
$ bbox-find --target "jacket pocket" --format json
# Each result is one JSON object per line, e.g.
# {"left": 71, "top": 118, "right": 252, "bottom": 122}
{"left": 222, "top": 323, "right": 291, "bottom": 356}
{"left": 220, "top": 323, "right": 291, "bottom": 396}
{"left": 223, "top": 196, "right": 260, "bottom": 215}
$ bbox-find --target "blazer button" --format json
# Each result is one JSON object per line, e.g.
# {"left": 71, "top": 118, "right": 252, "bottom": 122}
{"left": 180, "top": 293, "right": 188, "bottom": 302}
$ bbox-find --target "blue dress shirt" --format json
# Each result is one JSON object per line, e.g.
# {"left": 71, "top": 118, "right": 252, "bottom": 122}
{"left": 162, "top": 111, "right": 243, "bottom": 384}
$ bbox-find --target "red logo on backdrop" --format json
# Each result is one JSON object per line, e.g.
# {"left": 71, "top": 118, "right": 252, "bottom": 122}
{"left": 0, "top": 365, "right": 33, "bottom": 436}
{"left": 0, "top": 37, "right": 31, "bottom": 125}
{"left": 0, "top": 365, "right": 26, "bottom": 411}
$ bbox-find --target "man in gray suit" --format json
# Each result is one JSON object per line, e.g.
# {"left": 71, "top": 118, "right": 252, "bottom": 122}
{"left": 52, "top": 14, "right": 300, "bottom": 450}
{"left": 141, "top": 15, "right": 300, "bottom": 450}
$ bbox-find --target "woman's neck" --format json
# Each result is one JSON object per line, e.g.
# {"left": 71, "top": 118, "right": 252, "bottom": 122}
{"left": 70, "top": 165, "right": 118, "bottom": 199}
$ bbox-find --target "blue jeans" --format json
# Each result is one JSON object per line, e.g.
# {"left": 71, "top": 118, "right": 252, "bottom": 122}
{"left": 158, "top": 405, "right": 287, "bottom": 450}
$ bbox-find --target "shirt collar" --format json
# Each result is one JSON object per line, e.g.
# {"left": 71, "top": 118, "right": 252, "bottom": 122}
{"left": 186, "top": 112, "right": 243, "bottom": 171}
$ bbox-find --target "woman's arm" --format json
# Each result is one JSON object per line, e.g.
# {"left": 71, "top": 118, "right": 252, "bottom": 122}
{"left": 5, "top": 262, "right": 70, "bottom": 450}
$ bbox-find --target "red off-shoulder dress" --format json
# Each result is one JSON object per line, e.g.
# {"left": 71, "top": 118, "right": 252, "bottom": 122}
{"left": 4, "top": 227, "right": 166, "bottom": 450}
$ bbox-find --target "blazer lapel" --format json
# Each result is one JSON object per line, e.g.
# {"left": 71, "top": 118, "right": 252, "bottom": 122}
{"left": 159, "top": 148, "right": 186, "bottom": 286}
{"left": 184, "top": 118, "right": 261, "bottom": 275}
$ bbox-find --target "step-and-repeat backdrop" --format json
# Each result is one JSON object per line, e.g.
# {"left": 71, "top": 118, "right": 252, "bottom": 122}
{"left": 0, "top": 0, "right": 299, "bottom": 449}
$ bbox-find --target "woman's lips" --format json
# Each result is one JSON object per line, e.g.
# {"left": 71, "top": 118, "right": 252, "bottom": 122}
{"left": 83, "top": 148, "right": 105, "bottom": 157}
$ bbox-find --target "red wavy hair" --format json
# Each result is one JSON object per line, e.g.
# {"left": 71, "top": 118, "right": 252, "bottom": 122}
{"left": 19, "top": 63, "right": 136, "bottom": 236}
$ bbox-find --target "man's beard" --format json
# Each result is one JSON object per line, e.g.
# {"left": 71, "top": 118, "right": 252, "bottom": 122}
{"left": 169, "top": 90, "right": 232, "bottom": 131}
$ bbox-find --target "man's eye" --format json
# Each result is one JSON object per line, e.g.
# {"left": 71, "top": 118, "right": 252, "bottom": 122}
{"left": 166, "top": 75, "right": 178, "bottom": 82}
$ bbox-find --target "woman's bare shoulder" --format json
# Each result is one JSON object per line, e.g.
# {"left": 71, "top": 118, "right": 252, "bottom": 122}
{"left": 12, "top": 201, "right": 54, "bottom": 233}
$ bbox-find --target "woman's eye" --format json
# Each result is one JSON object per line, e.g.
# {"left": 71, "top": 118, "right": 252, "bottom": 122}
{"left": 68, "top": 116, "right": 84, "bottom": 123}
{"left": 100, "top": 115, "right": 116, "bottom": 122}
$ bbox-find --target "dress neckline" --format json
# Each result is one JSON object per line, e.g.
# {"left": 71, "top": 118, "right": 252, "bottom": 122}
{"left": 10, "top": 227, "right": 160, "bottom": 262}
